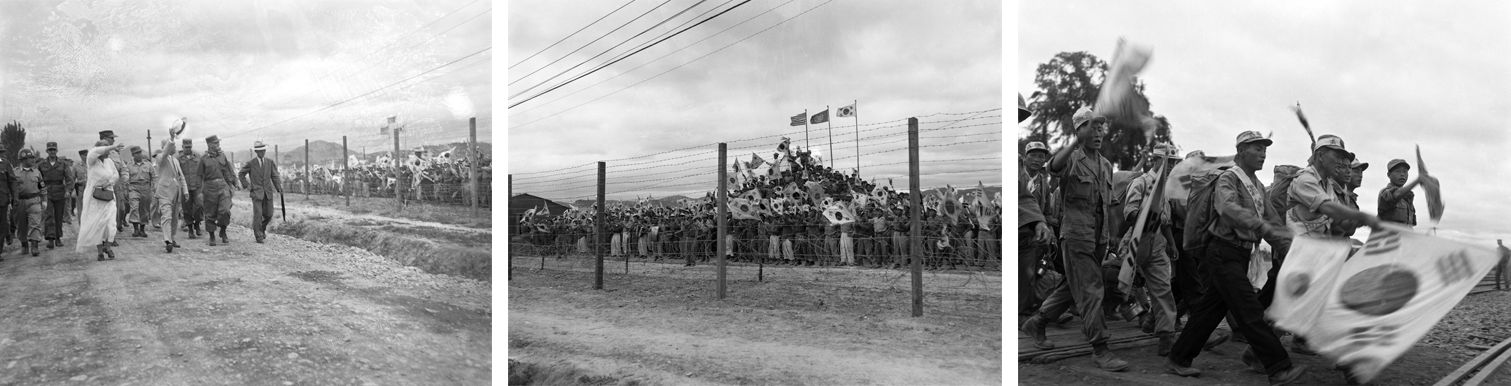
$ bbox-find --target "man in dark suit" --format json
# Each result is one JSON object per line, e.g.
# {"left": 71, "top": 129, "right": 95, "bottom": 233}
{"left": 237, "top": 141, "right": 281, "bottom": 243}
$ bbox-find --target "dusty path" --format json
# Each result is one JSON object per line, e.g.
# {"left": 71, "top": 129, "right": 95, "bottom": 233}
{"left": 263, "top": 197, "right": 488, "bottom": 234}
{"left": 509, "top": 255, "right": 1002, "bottom": 386}
{"left": 0, "top": 218, "right": 490, "bottom": 385}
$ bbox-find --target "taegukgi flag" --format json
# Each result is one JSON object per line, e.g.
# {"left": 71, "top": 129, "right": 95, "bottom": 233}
{"left": 837, "top": 103, "right": 856, "bottom": 118}
{"left": 1269, "top": 224, "right": 1501, "bottom": 383}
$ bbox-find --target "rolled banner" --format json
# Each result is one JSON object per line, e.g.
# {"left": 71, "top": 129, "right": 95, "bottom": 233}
{"left": 1094, "top": 37, "right": 1156, "bottom": 133}
{"left": 1416, "top": 145, "right": 1444, "bottom": 223}
{"left": 1162, "top": 150, "right": 1235, "bottom": 206}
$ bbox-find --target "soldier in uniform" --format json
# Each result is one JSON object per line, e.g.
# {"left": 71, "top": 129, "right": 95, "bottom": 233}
{"left": 12, "top": 149, "right": 43, "bottom": 256}
{"left": 199, "top": 135, "right": 239, "bottom": 246}
{"left": 1021, "top": 107, "right": 1129, "bottom": 371}
{"left": 39, "top": 142, "right": 73, "bottom": 249}
{"left": 236, "top": 141, "right": 282, "bottom": 244}
{"left": 178, "top": 138, "right": 203, "bottom": 238}
{"left": 0, "top": 148, "right": 14, "bottom": 252}
{"left": 125, "top": 146, "right": 155, "bottom": 238}
{"left": 74, "top": 150, "right": 89, "bottom": 221}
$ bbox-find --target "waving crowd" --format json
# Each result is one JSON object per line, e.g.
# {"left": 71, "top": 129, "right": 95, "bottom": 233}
{"left": 517, "top": 138, "right": 1003, "bottom": 271}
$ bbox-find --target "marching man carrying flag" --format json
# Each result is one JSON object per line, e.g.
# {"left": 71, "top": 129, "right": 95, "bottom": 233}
{"left": 1165, "top": 130, "right": 1309, "bottom": 385}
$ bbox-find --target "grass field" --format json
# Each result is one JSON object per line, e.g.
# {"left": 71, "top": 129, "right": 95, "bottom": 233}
{"left": 286, "top": 192, "right": 490, "bottom": 229}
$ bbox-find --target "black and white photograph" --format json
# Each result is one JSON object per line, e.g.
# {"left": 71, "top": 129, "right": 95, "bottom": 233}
{"left": 0, "top": 0, "right": 491, "bottom": 384}
{"left": 1018, "top": 1, "right": 1511, "bottom": 385}
{"left": 508, "top": 0, "right": 1002, "bottom": 385}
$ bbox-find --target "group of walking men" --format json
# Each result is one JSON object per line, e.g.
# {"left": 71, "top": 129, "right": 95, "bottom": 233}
{"left": 1017, "top": 99, "right": 1431, "bottom": 385}
{"left": 0, "top": 123, "right": 284, "bottom": 258}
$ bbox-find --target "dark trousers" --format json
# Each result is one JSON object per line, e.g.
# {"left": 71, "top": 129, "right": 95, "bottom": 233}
{"left": 0, "top": 202, "right": 10, "bottom": 242}
{"left": 201, "top": 180, "right": 232, "bottom": 236}
{"left": 251, "top": 197, "right": 274, "bottom": 239}
{"left": 183, "top": 188, "right": 201, "bottom": 226}
{"left": 45, "top": 198, "right": 65, "bottom": 240}
{"left": 1168, "top": 239, "right": 1292, "bottom": 375}
{"left": 1019, "top": 227, "right": 1044, "bottom": 314}
{"left": 1172, "top": 246, "right": 1204, "bottom": 319}
{"left": 1032, "top": 238, "right": 1109, "bottom": 345}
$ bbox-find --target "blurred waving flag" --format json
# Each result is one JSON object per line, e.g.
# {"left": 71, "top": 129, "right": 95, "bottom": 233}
{"left": 1270, "top": 225, "right": 1501, "bottom": 383}
{"left": 1094, "top": 38, "right": 1157, "bottom": 138}
{"left": 790, "top": 112, "right": 807, "bottom": 126}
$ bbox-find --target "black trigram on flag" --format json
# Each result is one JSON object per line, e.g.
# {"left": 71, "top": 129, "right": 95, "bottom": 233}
{"left": 1363, "top": 230, "right": 1402, "bottom": 256}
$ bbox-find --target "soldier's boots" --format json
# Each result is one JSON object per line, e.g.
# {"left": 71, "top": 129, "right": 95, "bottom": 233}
{"left": 187, "top": 224, "right": 199, "bottom": 239}
{"left": 220, "top": 229, "right": 229, "bottom": 245}
{"left": 29, "top": 241, "right": 38, "bottom": 257}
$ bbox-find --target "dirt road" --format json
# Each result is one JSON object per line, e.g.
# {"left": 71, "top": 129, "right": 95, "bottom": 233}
{"left": 0, "top": 218, "right": 490, "bottom": 385}
{"left": 509, "top": 254, "right": 1002, "bottom": 386}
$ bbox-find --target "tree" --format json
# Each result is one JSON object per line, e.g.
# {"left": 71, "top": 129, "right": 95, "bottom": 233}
{"left": 2, "top": 121, "right": 25, "bottom": 166}
{"left": 1021, "top": 51, "right": 1172, "bottom": 170}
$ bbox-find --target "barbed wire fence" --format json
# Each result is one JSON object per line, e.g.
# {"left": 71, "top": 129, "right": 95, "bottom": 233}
{"left": 509, "top": 109, "right": 1003, "bottom": 317}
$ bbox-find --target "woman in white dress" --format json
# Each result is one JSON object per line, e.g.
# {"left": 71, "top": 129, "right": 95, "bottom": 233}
{"left": 77, "top": 140, "right": 126, "bottom": 260}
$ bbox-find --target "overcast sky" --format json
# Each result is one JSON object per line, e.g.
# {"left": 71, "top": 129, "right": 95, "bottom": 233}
{"left": 1017, "top": 0, "right": 1511, "bottom": 247}
{"left": 0, "top": 0, "right": 491, "bottom": 157}
{"left": 508, "top": 0, "right": 1002, "bottom": 202}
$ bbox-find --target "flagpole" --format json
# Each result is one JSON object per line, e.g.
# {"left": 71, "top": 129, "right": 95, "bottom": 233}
{"left": 853, "top": 100, "right": 859, "bottom": 175}
{"left": 826, "top": 105, "right": 833, "bottom": 168}
{"left": 804, "top": 109, "right": 810, "bottom": 148}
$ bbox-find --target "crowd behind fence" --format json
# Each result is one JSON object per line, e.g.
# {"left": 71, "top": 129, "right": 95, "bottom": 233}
{"left": 508, "top": 109, "right": 1004, "bottom": 312}
{"left": 265, "top": 117, "right": 492, "bottom": 211}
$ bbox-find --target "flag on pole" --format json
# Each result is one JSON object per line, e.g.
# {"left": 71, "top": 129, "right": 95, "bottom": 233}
{"left": 790, "top": 112, "right": 807, "bottom": 126}
{"left": 1269, "top": 224, "right": 1502, "bottom": 383}
{"left": 837, "top": 104, "right": 856, "bottom": 118}
{"left": 810, "top": 109, "right": 829, "bottom": 124}
{"left": 749, "top": 152, "right": 767, "bottom": 170}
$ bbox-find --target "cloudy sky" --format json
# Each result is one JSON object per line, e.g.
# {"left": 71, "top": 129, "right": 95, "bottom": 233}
{"left": 1017, "top": 0, "right": 1511, "bottom": 247}
{"left": 508, "top": 0, "right": 1002, "bottom": 202}
{"left": 0, "top": 0, "right": 491, "bottom": 157}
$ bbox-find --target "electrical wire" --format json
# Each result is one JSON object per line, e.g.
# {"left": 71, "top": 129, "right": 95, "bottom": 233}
{"left": 509, "top": 0, "right": 637, "bottom": 69}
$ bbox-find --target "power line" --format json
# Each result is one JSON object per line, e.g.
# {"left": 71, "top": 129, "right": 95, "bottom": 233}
{"left": 508, "top": 0, "right": 675, "bottom": 86}
{"left": 506, "top": 0, "right": 798, "bottom": 120}
{"left": 510, "top": 0, "right": 752, "bottom": 108}
{"left": 507, "top": 0, "right": 835, "bottom": 130}
{"left": 509, "top": 0, "right": 637, "bottom": 69}
{"left": 224, "top": 47, "right": 492, "bottom": 139}
{"left": 508, "top": 0, "right": 717, "bottom": 100}
{"left": 241, "top": 0, "right": 485, "bottom": 118}
{"left": 274, "top": 7, "right": 491, "bottom": 116}
{"left": 235, "top": 54, "right": 493, "bottom": 146}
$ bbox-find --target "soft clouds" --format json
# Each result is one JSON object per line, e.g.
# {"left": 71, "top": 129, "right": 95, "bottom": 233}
{"left": 509, "top": 0, "right": 1002, "bottom": 201}
{"left": 0, "top": 0, "right": 491, "bottom": 156}
{"left": 1019, "top": 0, "right": 1511, "bottom": 246}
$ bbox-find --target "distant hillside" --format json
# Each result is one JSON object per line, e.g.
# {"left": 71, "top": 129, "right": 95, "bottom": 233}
{"left": 232, "top": 140, "right": 491, "bottom": 167}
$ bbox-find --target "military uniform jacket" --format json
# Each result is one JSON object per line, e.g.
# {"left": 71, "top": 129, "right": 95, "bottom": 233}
{"left": 127, "top": 161, "right": 154, "bottom": 189}
{"left": 178, "top": 151, "right": 203, "bottom": 190}
{"left": 237, "top": 157, "right": 282, "bottom": 201}
{"left": 0, "top": 159, "right": 16, "bottom": 202}
{"left": 12, "top": 166, "right": 41, "bottom": 199}
{"left": 71, "top": 161, "right": 88, "bottom": 190}
{"left": 1051, "top": 146, "right": 1116, "bottom": 243}
{"left": 38, "top": 157, "right": 72, "bottom": 200}
{"left": 199, "top": 150, "right": 236, "bottom": 186}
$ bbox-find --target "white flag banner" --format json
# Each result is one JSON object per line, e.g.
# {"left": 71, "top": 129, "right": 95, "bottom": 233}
{"left": 1269, "top": 224, "right": 1500, "bottom": 383}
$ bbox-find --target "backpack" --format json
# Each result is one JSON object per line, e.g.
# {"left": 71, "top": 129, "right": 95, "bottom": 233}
{"left": 1266, "top": 166, "right": 1303, "bottom": 223}
{"left": 1181, "top": 166, "right": 1233, "bottom": 257}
